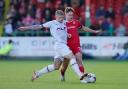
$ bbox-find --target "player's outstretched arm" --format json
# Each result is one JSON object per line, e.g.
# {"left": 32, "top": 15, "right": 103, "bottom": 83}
{"left": 81, "top": 26, "right": 102, "bottom": 34}
{"left": 18, "top": 25, "right": 43, "bottom": 31}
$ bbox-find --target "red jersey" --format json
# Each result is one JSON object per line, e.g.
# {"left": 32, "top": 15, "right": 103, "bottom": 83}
{"left": 66, "top": 19, "right": 82, "bottom": 54}
{"left": 66, "top": 19, "right": 82, "bottom": 47}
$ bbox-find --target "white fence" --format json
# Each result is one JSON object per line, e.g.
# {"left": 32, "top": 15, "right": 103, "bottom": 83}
{"left": 0, "top": 37, "right": 128, "bottom": 57}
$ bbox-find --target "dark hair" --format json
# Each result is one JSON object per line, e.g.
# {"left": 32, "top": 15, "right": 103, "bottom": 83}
{"left": 65, "top": 7, "right": 75, "bottom": 14}
{"left": 8, "top": 39, "right": 13, "bottom": 44}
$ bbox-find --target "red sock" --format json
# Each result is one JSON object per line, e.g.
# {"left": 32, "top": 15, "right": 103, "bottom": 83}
{"left": 79, "top": 66, "right": 84, "bottom": 73}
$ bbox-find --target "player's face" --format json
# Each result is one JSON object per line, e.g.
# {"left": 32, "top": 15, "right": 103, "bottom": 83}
{"left": 56, "top": 15, "right": 64, "bottom": 22}
{"left": 66, "top": 11, "right": 74, "bottom": 21}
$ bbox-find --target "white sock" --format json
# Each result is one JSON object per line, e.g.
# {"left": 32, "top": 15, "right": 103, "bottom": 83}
{"left": 70, "top": 58, "right": 83, "bottom": 78}
{"left": 36, "top": 64, "right": 55, "bottom": 77}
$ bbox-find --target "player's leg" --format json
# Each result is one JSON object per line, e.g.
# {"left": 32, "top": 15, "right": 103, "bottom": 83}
{"left": 75, "top": 52, "right": 85, "bottom": 74}
{"left": 31, "top": 58, "right": 62, "bottom": 82}
{"left": 60, "top": 52, "right": 85, "bottom": 76}
{"left": 60, "top": 58, "right": 70, "bottom": 81}
{"left": 60, "top": 47, "right": 87, "bottom": 82}
{"left": 64, "top": 52, "right": 83, "bottom": 77}
{"left": 57, "top": 44, "right": 82, "bottom": 77}
{"left": 57, "top": 44, "right": 88, "bottom": 83}
{"left": 64, "top": 52, "right": 90, "bottom": 83}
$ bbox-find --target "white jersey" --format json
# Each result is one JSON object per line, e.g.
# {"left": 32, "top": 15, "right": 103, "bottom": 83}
{"left": 42, "top": 20, "right": 67, "bottom": 44}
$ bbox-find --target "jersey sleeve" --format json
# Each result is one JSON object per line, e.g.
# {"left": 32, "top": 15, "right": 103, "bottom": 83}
{"left": 42, "top": 21, "right": 52, "bottom": 28}
{"left": 76, "top": 20, "right": 82, "bottom": 29}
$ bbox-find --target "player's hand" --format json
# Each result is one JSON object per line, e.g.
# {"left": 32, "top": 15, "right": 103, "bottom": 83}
{"left": 95, "top": 30, "right": 102, "bottom": 34}
{"left": 67, "top": 34, "right": 72, "bottom": 38}
{"left": 18, "top": 27, "right": 28, "bottom": 31}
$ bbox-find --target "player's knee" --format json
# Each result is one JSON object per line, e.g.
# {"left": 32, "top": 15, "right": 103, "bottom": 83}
{"left": 64, "top": 52, "right": 75, "bottom": 59}
{"left": 75, "top": 53, "right": 82, "bottom": 60}
{"left": 76, "top": 57, "right": 82, "bottom": 65}
{"left": 75, "top": 52, "right": 83, "bottom": 65}
{"left": 70, "top": 58, "right": 77, "bottom": 66}
{"left": 54, "top": 64, "right": 60, "bottom": 70}
{"left": 54, "top": 58, "right": 62, "bottom": 70}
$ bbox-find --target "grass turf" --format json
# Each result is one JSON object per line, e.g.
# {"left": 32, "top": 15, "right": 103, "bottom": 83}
{"left": 0, "top": 59, "right": 128, "bottom": 89}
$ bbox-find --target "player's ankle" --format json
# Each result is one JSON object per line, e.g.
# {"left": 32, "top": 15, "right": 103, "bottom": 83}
{"left": 61, "top": 70, "right": 65, "bottom": 76}
{"left": 80, "top": 73, "right": 88, "bottom": 80}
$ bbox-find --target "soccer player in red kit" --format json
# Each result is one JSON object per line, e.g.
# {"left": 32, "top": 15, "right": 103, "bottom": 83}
{"left": 60, "top": 7, "right": 101, "bottom": 81}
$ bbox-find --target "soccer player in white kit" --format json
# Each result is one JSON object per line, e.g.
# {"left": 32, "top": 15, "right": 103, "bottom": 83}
{"left": 19, "top": 10, "right": 88, "bottom": 83}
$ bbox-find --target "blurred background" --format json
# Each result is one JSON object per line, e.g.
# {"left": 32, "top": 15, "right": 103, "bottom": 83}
{"left": 0, "top": 0, "right": 128, "bottom": 60}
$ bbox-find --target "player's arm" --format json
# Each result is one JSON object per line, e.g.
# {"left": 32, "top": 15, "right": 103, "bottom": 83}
{"left": 18, "top": 21, "right": 52, "bottom": 31}
{"left": 81, "top": 26, "right": 101, "bottom": 34}
{"left": 18, "top": 25, "right": 44, "bottom": 31}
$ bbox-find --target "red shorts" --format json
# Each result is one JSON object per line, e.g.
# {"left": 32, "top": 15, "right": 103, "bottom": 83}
{"left": 68, "top": 45, "right": 82, "bottom": 55}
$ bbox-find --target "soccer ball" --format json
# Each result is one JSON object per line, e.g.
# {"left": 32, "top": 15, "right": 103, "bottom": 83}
{"left": 86, "top": 73, "right": 96, "bottom": 83}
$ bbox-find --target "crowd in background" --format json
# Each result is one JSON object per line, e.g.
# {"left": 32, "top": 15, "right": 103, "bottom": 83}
{"left": 1, "top": 0, "right": 128, "bottom": 36}
{"left": 0, "top": 0, "right": 5, "bottom": 23}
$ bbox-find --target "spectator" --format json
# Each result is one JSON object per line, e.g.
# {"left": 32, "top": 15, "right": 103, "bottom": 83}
{"left": 0, "top": 39, "right": 13, "bottom": 57}
{"left": 54, "top": 0, "right": 62, "bottom": 10}
{"left": 18, "top": 0, "right": 27, "bottom": 18}
{"left": 0, "top": 0, "right": 5, "bottom": 22}
{"left": 95, "top": 18, "right": 107, "bottom": 35}
{"left": 10, "top": 0, "right": 20, "bottom": 9}
{"left": 79, "top": 5, "right": 85, "bottom": 24}
{"left": 122, "top": 0, "right": 128, "bottom": 16}
{"left": 3, "top": 0, "right": 128, "bottom": 37}
{"left": 71, "top": 0, "right": 79, "bottom": 8}
{"left": 10, "top": 0, "right": 19, "bottom": 4}
{"left": 4, "top": 18, "right": 13, "bottom": 36}
{"left": 113, "top": 41, "right": 128, "bottom": 60}
{"left": 102, "top": 18, "right": 114, "bottom": 36}
{"left": 27, "top": 1, "right": 36, "bottom": 18}
{"left": 33, "top": 8, "right": 42, "bottom": 25}
{"left": 91, "top": 18, "right": 112, "bottom": 36}
{"left": 15, "top": 20, "right": 23, "bottom": 29}
{"left": 31, "top": 0, "right": 37, "bottom": 6}
{"left": 89, "top": 20, "right": 102, "bottom": 36}
{"left": 33, "top": 18, "right": 41, "bottom": 25}
{"left": 107, "top": 18, "right": 114, "bottom": 36}
{"left": 42, "top": 1, "right": 53, "bottom": 22}
{"left": 37, "top": 0, "right": 45, "bottom": 10}
{"left": 71, "top": 0, "right": 81, "bottom": 19}
{"left": 105, "top": 7, "right": 115, "bottom": 19}
{"left": 35, "top": 8, "right": 42, "bottom": 22}
{"left": 62, "top": 0, "right": 70, "bottom": 5}
{"left": 96, "top": 6, "right": 106, "bottom": 18}
{"left": 61, "top": 2, "right": 68, "bottom": 11}
{"left": 121, "top": 41, "right": 128, "bottom": 60}
{"left": 6, "top": 4, "right": 19, "bottom": 30}
{"left": 115, "top": 23, "right": 126, "bottom": 36}
{"left": 22, "top": 13, "right": 34, "bottom": 26}
{"left": 6, "top": 4, "right": 17, "bottom": 19}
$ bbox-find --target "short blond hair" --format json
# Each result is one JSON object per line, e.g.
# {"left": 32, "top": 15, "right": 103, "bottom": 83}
{"left": 55, "top": 10, "right": 64, "bottom": 15}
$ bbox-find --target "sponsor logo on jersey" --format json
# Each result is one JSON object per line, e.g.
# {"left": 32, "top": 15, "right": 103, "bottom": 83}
{"left": 57, "top": 27, "right": 66, "bottom": 30}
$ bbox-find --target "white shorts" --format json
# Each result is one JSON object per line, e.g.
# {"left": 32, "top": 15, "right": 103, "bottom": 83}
{"left": 54, "top": 43, "right": 72, "bottom": 61}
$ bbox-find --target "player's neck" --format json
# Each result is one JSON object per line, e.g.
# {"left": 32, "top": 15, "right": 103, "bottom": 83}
{"left": 66, "top": 19, "right": 73, "bottom": 22}
{"left": 56, "top": 20, "right": 63, "bottom": 23}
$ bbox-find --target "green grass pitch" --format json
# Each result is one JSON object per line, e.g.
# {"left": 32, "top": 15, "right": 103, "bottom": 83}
{"left": 0, "top": 59, "right": 128, "bottom": 89}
